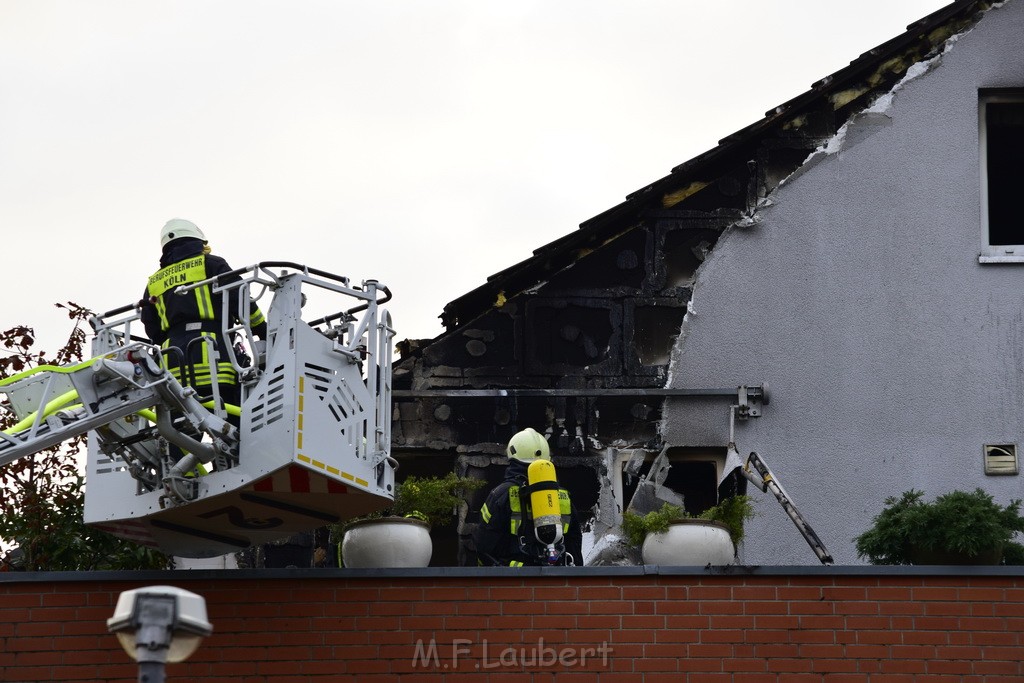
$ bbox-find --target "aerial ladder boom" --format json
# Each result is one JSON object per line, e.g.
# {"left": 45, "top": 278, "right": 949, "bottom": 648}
{"left": 0, "top": 263, "right": 397, "bottom": 558}
{"left": 0, "top": 345, "right": 235, "bottom": 471}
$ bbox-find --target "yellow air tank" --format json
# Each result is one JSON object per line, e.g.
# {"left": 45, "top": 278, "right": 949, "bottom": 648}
{"left": 527, "top": 459, "right": 563, "bottom": 563}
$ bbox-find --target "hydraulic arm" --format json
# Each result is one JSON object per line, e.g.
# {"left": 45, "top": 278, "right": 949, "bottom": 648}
{"left": 0, "top": 345, "right": 236, "bottom": 473}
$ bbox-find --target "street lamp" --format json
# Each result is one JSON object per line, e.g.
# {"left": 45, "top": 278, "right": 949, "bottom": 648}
{"left": 107, "top": 585, "right": 212, "bottom": 683}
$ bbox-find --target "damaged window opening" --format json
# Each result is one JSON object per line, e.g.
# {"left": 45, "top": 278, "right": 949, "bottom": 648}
{"left": 615, "top": 448, "right": 726, "bottom": 519}
{"left": 979, "top": 90, "right": 1024, "bottom": 261}
{"left": 632, "top": 305, "right": 686, "bottom": 366}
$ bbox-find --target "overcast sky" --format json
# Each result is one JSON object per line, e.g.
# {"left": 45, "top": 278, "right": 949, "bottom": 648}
{"left": 1, "top": 0, "right": 948, "bottom": 354}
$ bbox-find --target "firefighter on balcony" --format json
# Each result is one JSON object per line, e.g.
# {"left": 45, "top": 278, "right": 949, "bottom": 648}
{"left": 475, "top": 428, "right": 584, "bottom": 567}
{"left": 140, "top": 219, "right": 267, "bottom": 436}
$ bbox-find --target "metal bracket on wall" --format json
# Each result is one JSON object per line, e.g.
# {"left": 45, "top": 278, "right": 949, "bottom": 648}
{"left": 734, "top": 384, "right": 765, "bottom": 420}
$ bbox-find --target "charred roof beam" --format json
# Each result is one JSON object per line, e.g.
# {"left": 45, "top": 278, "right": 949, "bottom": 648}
{"left": 393, "top": 384, "right": 769, "bottom": 402}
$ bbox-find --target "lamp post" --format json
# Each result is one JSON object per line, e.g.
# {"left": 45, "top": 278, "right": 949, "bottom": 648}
{"left": 107, "top": 586, "right": 212, "bottom": 683}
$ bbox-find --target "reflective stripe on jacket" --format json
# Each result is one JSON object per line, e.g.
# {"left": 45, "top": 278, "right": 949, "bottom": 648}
{"left": 140, "top": 239, "right": 267, "bottom": 348}
{"left": 161, "top": 334, "right": 237, "bottom": 388}
{"left": 506, "top": 484, "right": 573, "bottom": 536}
{"left": 140, "top": 240, "right": 267, "bottom": 394}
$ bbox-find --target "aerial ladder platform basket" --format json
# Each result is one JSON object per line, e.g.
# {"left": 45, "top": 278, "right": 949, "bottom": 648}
{"left": 0, "top": 263, "right": 396, "bottom": 557}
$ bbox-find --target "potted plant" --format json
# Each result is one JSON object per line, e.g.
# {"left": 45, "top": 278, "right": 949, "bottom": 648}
{"left": 622, "top": 496, "right": 755, "bottom": 566}
{"left": 337, "top": 473, "right": 484, "bottom": 568}
{"left": 854, "top": 488, "right": 1024, "bottom": 565}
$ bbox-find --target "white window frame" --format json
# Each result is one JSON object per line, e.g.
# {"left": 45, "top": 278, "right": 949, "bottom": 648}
{"left": 979, "top": 89, "right": 1024, "bottom": 263}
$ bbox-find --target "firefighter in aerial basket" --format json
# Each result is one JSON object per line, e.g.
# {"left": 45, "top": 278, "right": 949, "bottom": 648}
{"left": 475, "top": 428, "right": 584, "bottom": 567}
{"left": 139, "top": 219, "right": 268, "bottom": 461}
{"left": 141, "top": 219, "right": 268, "bottom": 407}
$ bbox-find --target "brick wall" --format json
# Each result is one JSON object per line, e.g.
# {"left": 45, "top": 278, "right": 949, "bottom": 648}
{"left": 2, "top": 567, "right": 1022, "bottom": 682}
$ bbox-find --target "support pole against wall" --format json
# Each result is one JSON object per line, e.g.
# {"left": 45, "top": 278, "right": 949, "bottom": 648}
{"left": 724, "top": 401, "right": 832, "bottom": 565}
{"left": 738, "top": 446, "right": 834, "bottom": 566}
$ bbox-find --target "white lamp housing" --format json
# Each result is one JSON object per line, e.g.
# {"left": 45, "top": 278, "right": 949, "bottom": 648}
{"left": 107, "top": 585, "right": 212, "bottom": 663}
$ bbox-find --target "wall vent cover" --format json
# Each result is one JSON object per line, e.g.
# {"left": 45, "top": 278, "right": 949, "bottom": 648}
{"left": 983, "top": 444, "right": 1019, "bottom": 475}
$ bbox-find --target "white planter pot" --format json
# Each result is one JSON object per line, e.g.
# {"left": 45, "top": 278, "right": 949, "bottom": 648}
{"left": 341, "top": 517, "right": 432, "bottom": 568}
{"left": 641, "top": 519, "right": 736, "bottom": 566}
{"left": 173, "top": 553, "right": 238, "bottom": 570}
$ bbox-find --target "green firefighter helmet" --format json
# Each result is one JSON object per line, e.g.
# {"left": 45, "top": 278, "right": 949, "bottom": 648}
{"left": 507, "top": 427, "right": 551, "bottom": 462}
{"left": 160, "top": 218, "right": 206, "bottom": 247}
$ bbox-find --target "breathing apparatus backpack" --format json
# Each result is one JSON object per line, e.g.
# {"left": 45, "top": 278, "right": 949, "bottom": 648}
{"left": 517, "top": 459, "right": 574, "bottom": 565}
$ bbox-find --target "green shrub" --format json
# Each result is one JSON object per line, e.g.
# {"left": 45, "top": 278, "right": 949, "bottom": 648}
{"left": 854, "top": 488, "right": 1024, "bottom": 565}
{"left": 698, "top": 494, "right": 756, "bottom": 546}
{"left": 622, "top": 502, "right": 687, "bottom": 547}
{"left": 338, "top": 473, "right": 484, "bottom": 532}
{"left": 389, "top": 473, "right": 485, "bottom": 529}
{"left": 622, "top": 496, "right": 755, "bottom": 548}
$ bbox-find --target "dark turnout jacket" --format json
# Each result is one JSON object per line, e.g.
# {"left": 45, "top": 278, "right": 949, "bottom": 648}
{"left": 140, "top": 238, "right": 266, "bottom": 395}
{"left": 475, "top": 459, "right": 584, "bottom": 567}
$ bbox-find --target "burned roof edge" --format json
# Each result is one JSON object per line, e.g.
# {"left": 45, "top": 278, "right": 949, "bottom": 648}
{"left": 435, "top": 0, "right": 995, "bottom": 337}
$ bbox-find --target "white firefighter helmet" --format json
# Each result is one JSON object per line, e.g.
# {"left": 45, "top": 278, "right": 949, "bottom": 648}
{"left": 160, "top": 218, "right": 206, "bottom": 247}
{"left": 506, "top": 427, "right": 551, "bottom": 462}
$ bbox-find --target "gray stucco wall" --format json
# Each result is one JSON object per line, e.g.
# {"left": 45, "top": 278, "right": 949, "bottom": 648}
{"left": 662, "top": 0, "right": 1024, "bottom": 565}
